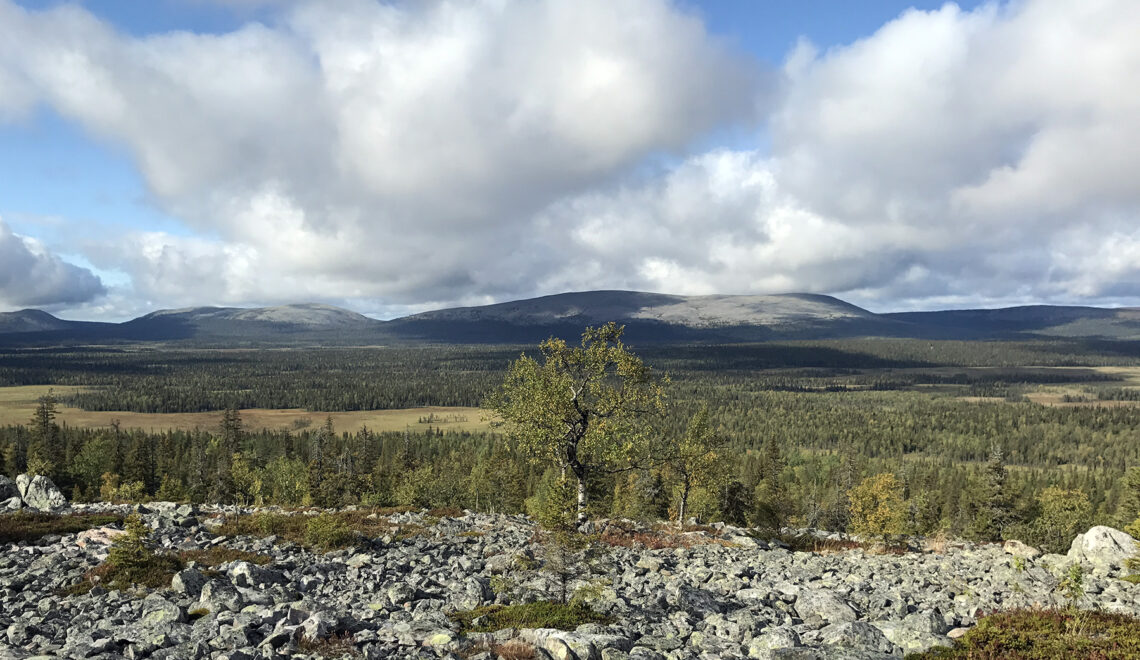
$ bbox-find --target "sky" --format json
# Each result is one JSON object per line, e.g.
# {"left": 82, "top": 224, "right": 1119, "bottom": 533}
{"left": 1, "top": 0, "right": 1138, "bottom": 321}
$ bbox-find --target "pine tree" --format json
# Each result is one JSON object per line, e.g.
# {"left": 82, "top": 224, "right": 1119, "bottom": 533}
{"left": 26, "top": 391, "right": 62, "bottom": 478}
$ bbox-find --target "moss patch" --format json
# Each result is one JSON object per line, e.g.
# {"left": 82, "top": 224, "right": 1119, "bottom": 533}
{"left": 907, "top": 609, "right": 1140, "bottom": 659}
{"left": 449, "top": 601, "right": 609, "bottom": 634}
{"left": 0, "top": 511, "right": 122, "bottom": 544}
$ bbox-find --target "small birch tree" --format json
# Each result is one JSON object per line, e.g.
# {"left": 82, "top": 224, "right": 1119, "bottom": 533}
{"left": 487, "top": 323, "right": 666, "bottom": 525}
{"left": 665, "top": 406, "right": 727, "bottom": 527}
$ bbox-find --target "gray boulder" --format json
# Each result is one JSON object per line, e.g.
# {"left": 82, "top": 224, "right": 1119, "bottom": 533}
{"left": 749, "top": 627, "right": 800, "bottom": 658}
{"left": 171, "top": 568, "right": 208, "bottom": 597}
{"left": 229, "top": 561, "right": 286, "bottom": 588}
{"left": 0, "top": 475, "right": 18, "bottom": 500}
{"left": 1, "top": 497, "right": 21, "bottom": 511}
{"left": 818, "top": 622, "right": 902, "bottom": 657}
{"left": 795, "top": 589, "right": 857, "bottom": 626}
{"left": 15, "top": 473, "right": 66, "bottom": 511}
{"left": 1003, "top": 539, "right": 1041, "bottom": 559}
{"left": 1068, "top": 526, "right": 1138, "bottom": 573}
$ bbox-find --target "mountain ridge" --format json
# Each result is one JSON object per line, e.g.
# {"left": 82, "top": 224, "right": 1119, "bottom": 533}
{"left": 2, "top": 291, "right": 1139, "bottom": 344}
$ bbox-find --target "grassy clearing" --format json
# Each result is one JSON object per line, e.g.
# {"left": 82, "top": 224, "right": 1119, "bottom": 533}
{"left": 0, "top": 385, "right": 490, "bottom": 433}
{"left": 216, "top": 509, "right": 434, "bottom": 551}
{"left": 449, "top": 601, "right": 610, "bottom": 633}
{"left": 908, "top": 609, "right": 1140, "bottom": 659}
{"left": 0, "top": 511, "right": 123, "bottom": 544}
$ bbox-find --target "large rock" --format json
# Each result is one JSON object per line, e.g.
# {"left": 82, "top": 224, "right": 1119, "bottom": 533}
{"left": 0, "top": 475, "right": 18, "bottom": 500}
{"left": 15, "top": 474, "right": 66, "bottom": 511}
{"left": 1067, "top": 526, "right": 1138, "bottom": 573}
{"left": 76, "top": 526, "right": 127, "bottom": 549}
{"left": 1003, "top": 539, "right": 1041, "bottom": 560}
{"left": 818, "top": 622, "right": 902, "bottom": 657}
{"left": 795, "top": 589, "right": 857, "bottom": 626}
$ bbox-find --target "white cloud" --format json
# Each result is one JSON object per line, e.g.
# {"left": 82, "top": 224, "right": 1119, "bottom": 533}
{"left": 2, "top": 0, "right": 1140, "bottom": 316}
{"left": 0, "top": 217, "right": 105, "bottom": 308}
{"left": 532, "top": 0, "right": 1140, "bottom": 310}
{"left": 0, "top": 0, "right": 757, "bottom": 314}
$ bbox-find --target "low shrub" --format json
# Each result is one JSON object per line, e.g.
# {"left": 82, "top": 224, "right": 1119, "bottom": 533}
{"left": 217, "top": 509, "right": 415, "bottom": 551}
{"left": 427, "top": 506, "right": 464, "bottom": 518}
{"left": 449, "top": 601, "right": 609, "bottom": 633}
{"left": 296, "top": 632, "right": 360, "bottom": 658}
{"left": 908, "top": 609, "right": 1140, "bottom": 659}
{"left": 178, "top": 547, "right": 272, "bottom": 567}
{"left": 459, "top": 640, "right": 536, "bottom": 660}
{"left": 305, "top": 513, "right": 356, "bottom": 551}
{"left": 65, "top": 515, "right": 182, "bottom": 594}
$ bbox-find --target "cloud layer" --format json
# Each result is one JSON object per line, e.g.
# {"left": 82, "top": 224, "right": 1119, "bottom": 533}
{"left": 0, "top": 218, "right": 105, "bottom": 307}
{"left": 1, "top": 0, "right": 1139, "bottom": 316}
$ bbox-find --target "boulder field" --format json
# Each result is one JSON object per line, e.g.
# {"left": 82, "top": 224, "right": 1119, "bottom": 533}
{"left": 1, "top": 501, "right": 1139, "bottom": 659}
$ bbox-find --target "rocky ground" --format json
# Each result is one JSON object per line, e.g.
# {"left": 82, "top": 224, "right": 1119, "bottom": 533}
{"left": 2, "top": 496, "right": 1140, "bottom": 660}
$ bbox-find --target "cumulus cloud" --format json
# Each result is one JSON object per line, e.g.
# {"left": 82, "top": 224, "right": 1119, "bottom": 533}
{"left": 1, "top": 0, "right": 1139, "bottom": 315}
{"left": 0, "top": 0, "right": 757, "bottom": 313}
{"left": 536, "top": 0, "right": 1140, "bottom": 310}
{"left": 0, "top": 218, "right": 105, "bottom": 308}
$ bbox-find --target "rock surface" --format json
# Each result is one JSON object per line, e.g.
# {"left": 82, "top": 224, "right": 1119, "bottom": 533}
{"left": 0, "top": 476, "right": 18, "bottom": 502}
{"left": 2, "top": 508, "right": 1139, "bottom": 660}
{"left": 14, "top": 474, "right": 67, "bottom": 512}
{"left": 1068, "top": 526, "right": 1138, "bottom": 574}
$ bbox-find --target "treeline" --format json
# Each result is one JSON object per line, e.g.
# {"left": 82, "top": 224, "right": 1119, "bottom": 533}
{"left": 1, "top": 393, "right": 1134, "bottom": 554}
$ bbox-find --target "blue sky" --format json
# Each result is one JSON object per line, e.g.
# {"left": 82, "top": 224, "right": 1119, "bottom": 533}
{"left": 1, "top": 0, "right": 1137, "bottom": 319}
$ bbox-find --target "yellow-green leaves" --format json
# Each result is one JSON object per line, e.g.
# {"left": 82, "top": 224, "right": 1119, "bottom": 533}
{"left": 485, "top": 323, "right": 667, "bottom": 522}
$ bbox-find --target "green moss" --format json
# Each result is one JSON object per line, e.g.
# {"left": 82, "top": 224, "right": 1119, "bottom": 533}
{"left": 449, "top": 601, "right": 609, "bottom": 634}
{"left": 906, "top": 609, "right": 1140, "bottom": 660}
{"left": 1122, "top": 574, "right": 1140, "bottom": 584}
{"left": 0, "top": 512, "right": 122, "bottom": 544}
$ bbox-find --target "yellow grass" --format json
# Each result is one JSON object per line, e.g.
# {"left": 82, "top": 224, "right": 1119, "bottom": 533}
{"left": 0, "top": 385, "right": 490, "bottom": 433}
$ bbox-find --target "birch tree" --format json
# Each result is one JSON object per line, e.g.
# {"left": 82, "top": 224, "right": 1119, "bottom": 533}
{"left": 487, "top": 323, "right": 666, "bottom": 525}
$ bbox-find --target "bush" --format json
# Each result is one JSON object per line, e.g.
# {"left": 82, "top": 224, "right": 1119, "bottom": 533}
{"left": 909, "top": 609, "right": 1140, "bottom": 659}
{"left": 848, "top": 472, "right": 907, "bottom": 542}
{"left": 304, "top": 513, "right": 357, "bottom": 551}
{"left": 65, "top": 514, "right": 184, "bottom": 593}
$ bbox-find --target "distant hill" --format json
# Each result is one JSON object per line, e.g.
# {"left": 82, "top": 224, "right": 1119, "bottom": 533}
{"left": 885, "top": 306, "right": 1140, "bottom": 340}
{"left": 0, "top": 309, "right": 74, "bottom": 334}
{"left": 386, "top": 290, "right": 896, "bottom": 343}
{"left": 2, "top": 292, "right": 1139, "bottom": 346}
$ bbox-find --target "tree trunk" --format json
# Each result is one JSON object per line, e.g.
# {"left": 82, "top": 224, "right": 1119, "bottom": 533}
{"left": 677, "top": 477, "right": 690, "bottom": 528}
{"left": 576, "top": 474, "right": 588, "bottom": 525}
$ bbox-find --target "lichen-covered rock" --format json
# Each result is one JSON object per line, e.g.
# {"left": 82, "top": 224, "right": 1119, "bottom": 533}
{"left": 795, "top": 589, "right": 857, "bottom": 626}
{"left": 818, "top": 622, "right": 901, "bottom": 657}
{"left": 0, "top": 475, "right": 18, "bottom": 501}
{"left": 15, "top": 474, "right": 66, "bottom": 511}
{"left": 1003, "top": 539, "right": 1041, "bottom": 559}
{"left": 1068, "top": 526, "right": 1138, "bottom": 573}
